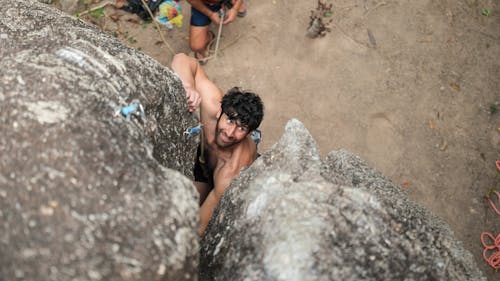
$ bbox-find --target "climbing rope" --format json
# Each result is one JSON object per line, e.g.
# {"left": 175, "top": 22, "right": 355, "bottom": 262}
{"left": 139, "top": 0, "right": 175, "bottom": 56}
{"left": 481, "top": 232, "right": 500, "bottom": 269}
{"left": 481, "top": 160, "right": 500, "bottom": 269}
{"left": 487, "top": 190, "right": 500, "bottom": 216}
{"left": 213, "top": 9, "right": 225, "bottom": 59}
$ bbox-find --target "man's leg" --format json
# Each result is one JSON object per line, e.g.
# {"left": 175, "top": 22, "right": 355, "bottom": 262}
{"left": 189, "top": 25, "right": 211, "bottom": 62}
{"left": 189, "top": 5, "right": 218, "bottom": 64}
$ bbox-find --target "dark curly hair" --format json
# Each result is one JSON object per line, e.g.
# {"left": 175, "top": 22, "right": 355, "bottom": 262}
{"left": 221, "top": 87, "right": 264, "bottom": 132}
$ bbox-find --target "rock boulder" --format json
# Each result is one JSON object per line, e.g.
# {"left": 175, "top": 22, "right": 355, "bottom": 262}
{"left": 0, "top": 0, "right": 199, "bottom": 280}
{"left": 200, "top": 119, "right": 485, "bottom": 281}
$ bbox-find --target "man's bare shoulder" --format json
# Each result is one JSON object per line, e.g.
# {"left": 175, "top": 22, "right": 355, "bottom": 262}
{"left": 211, "top": 137, "right": 258, "bottom": 199}
{"left": 232, "top": 137, "right": 258, "bottom": 168}
{"left": 212, "top": 137, "right": 255, "bottom": 173}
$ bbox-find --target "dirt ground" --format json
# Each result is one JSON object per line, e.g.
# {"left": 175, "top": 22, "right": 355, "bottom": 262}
{"left": 69, "top": 0, "right": 500, "bottom": 278}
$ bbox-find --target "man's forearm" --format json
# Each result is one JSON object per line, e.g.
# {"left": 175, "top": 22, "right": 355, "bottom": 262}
{"left": 171, "top": 53, "right": 198, "bottom": 89}
{"left": 199, "top": 168, "right": 234, "bottom": 236}
{"left": 171, "top": 53, "right": 202, "bottom": 112}
{"left": 199, "top": 191, "right": 218, "bottom": 236}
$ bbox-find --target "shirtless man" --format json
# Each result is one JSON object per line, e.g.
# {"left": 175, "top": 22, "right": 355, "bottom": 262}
{"left": 171, "top": 53, "right": 264, "bottom": 235}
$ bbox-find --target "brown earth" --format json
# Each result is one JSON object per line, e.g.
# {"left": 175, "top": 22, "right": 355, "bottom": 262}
{"left": 69, "top": 0, "right": 499, "bottom": 279}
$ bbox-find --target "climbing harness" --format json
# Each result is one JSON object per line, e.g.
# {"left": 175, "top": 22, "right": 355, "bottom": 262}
{"left": 114, "top": 99, "right": 145, "bottom": 121}
{"left": 481, "top": 232, "right": 500, "bottom": 269}
{"left": 494, "top": 160, "right": 500, "bottom": 215}
{"left": 138, "top": 0, "right": 175, "bottom": 55}
{"left": 489, "top": 160, "right": 500, "bottom": 215}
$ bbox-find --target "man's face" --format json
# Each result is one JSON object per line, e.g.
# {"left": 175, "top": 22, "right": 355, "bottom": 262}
{"left": 215, "top": 112, "right": 249, "bottom": 148}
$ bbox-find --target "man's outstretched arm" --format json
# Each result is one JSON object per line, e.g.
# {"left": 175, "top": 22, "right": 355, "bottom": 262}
{"left": 171, "top": 53, "right": 222, "bottom": 115}
{"left": 171, "top": 53, "right": 202, "bottom": 112}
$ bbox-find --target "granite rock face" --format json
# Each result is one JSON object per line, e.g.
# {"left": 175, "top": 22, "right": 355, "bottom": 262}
{"left": 0, "top": 0, "right": 199, "bottom": 280}
{"left": 200, "top": 119, "right": 485, "bottom": 281}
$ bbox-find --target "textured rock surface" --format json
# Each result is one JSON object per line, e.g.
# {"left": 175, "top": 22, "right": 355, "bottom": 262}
{"left": 200, "top": 119, "right": 485, "bottom": 281}
{"left": 0, "top": 0, "right": 199, "bottom": 280}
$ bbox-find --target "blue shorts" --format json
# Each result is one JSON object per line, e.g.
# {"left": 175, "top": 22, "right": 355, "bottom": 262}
{"left": 190, "top": 3, "right": 221, "bottom": 27}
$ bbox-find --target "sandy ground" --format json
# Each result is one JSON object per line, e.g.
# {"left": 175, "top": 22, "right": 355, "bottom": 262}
{"left": 70, "top": 0, "right": 500, "bottom": 278}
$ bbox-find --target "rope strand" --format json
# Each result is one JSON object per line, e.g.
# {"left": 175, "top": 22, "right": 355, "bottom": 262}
{"left": 481, "top": 232, "right": 500, "bottom": 269}
{"left": 487, "top": 191, "right": 500, "bottom": 215}
{"left": 139, "top": 0, "right": 175, "bottom": 56}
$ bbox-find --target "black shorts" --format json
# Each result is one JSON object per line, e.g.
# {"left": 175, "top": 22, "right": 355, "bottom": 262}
{"left": 193, "top": 145, "right": 214, "bottom": 187}
{"left": 190, "top": 3, "right": 221, "bottom": 27}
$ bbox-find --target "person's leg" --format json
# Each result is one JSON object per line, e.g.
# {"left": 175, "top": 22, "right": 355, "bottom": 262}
{"left": 190, "top": 5, "right": 218, "bottom": 64}
{"left": 189, "top": 25, "right": 211, "bottom": 62}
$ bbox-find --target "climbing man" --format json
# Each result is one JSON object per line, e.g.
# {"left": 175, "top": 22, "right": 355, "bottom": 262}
{"left": 171, "top": 53, "right": 264, "bottom": 235}
{"left": 186, "top": 0, "right": 247, "bottom": 65}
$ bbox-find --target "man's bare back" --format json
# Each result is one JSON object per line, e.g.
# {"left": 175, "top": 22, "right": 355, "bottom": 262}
{"left": 171, "top": 53, "right": 264, "bottom": 235}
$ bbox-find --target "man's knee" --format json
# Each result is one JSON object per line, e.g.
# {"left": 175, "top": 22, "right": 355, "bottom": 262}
{"left": 189, "top": 33, "right": 207, "bottom": 52}
{"left": 190, "top": 40, "right": 205, "bottom": 52}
